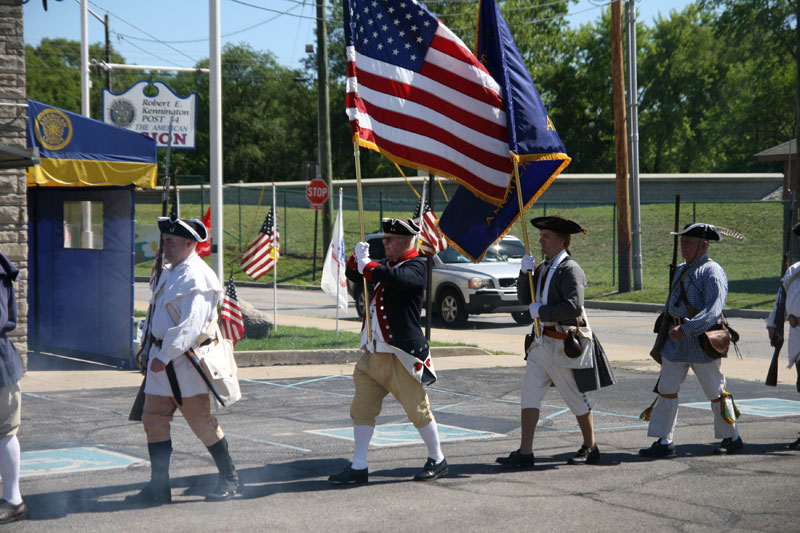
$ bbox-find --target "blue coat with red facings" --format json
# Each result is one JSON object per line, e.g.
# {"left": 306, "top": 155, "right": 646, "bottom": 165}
{"left": 346, "top": 250, "right": 432, "bottom": 373}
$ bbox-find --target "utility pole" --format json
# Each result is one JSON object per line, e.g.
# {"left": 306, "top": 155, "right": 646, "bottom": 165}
{"left": 625, "top": 0, "right": 642, "bottom": 290}
{"left": 611, "top": 0, "right": 631, "bottom": 292}
{"left": 316, "top": 0, "right": 333, "bottom": 246}
{"left": 104, "top": 14, "right": 110, "bottom": 90}
{"left": 80, "top": 0, "right": 89, "bottom": 117}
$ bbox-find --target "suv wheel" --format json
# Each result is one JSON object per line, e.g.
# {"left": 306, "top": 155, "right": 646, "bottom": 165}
{"left": 438, "top": 289, "right": 468, "bottom": 328}
{"left": 511, "top": 311, "right": 533, "bottom": 325}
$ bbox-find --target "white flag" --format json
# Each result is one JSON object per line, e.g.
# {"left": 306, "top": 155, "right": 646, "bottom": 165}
{"left": 321, "top": 204, "right": 348, "bottom": 311}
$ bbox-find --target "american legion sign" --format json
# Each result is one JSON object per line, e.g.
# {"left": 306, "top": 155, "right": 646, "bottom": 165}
{"left": 103, "top": 80, "right": 197, "bottom": 149}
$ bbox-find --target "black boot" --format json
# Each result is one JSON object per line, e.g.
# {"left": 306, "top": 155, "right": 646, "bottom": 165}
{"left": 206, "top": 437, "right": 239, "bottom": 502}
{"left": 125, "top": 440, "right": 172, "bottom": 505}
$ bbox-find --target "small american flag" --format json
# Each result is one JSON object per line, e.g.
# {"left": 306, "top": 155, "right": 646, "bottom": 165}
{"left": 220, "top": 273, "right": 245, "bottom": 346}
{"left": 241, "top": 209, "right": 279, "bottom": 280}
{"left": 413, "top": 190, "right": 447, "bottom": 256}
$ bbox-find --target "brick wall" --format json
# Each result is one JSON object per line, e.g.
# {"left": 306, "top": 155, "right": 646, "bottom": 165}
{"left": 0, "top": 1, "right": 28, "bottom": 367}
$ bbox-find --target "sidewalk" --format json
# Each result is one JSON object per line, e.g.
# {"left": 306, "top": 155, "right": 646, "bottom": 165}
{"left": 21, "top": 312, "right": 795, "bottom": 394}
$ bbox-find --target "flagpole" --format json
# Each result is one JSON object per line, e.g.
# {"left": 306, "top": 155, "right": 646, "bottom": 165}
{"left": 353, "top": 133, "right": 371, "bottom": 343}
{"left": 335, "top": 187, "right": 343, "bottom": 336}
{"left": 272, "top": 182, "right": 278, "bottom": 333}
{"left": 513, "top": 160, "right": 541, "bottom": 338}
{"left": 425, "top": 174, "right": 434, "bottom": 341}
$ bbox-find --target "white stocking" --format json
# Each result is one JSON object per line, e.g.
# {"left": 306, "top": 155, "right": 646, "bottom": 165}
{"left": 351, "top": 425, "right": 374, "bottom": 470}
{"left": 417, "top": 420, "right": 444, "bottom": 463}
{"left": 0, "top": 435, "right": 21, "bottom": 505}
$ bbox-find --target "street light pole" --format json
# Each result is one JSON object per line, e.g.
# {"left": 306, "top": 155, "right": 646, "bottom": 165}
{"left": 316, "top": 0, "right": 333, "bottom": 246}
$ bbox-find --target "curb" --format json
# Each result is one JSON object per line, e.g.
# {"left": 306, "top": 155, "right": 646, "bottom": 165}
{"left": 233, "top": 346, "right": 490, "bottom": 367}
{"left": 134, "top": 278, "right": 771, "bottom": 318}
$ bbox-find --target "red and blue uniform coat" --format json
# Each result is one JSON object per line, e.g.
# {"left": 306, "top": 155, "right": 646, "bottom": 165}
{"left": 346, "top": 248, "right": 436, "bottom": 385}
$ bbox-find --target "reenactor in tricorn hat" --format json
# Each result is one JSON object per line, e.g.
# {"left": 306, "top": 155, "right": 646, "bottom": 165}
{"left": 766, "top": 221, "right": 800, "bottom": 450}
{"left": 497, "top": 215, "right": 615, "bottom": 468}
{"left": 640, "top": 223, "right": 744, "bottom": 458}
{"left": 329, "top": 218, "right": 448, "bottom": 484}
{"left": 126, "top": 215, "right": 239, "bottom": 504}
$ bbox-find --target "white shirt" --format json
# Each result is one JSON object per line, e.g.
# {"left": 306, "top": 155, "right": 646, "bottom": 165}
{"left": 145, "top": 252, "right": 223, "bottom": 397}
{"left": 767, "top": 261, "right": 800, "bottom": 368}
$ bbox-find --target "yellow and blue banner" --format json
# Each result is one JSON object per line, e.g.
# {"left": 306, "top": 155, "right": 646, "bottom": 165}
{"left": 26, "top": 99, "right": 158, "bottom": 188}
{"left": 438, "top": 0, "right": 571, "bottom": 261}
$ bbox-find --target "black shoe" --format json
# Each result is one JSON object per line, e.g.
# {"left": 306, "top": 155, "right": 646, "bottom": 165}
{"left": 568, "top": 444, "right": 600, "bottom": 465}
{"left": 206, "top": 478, "right": 239, "bottom": 502}
{"left": 0, "top": 499, "right": 27, "bottom": 524}
{"left": 414, "top": 458, "right": 448, "bottom": 481}
{"left": 496, "top": 449, "right": 535, "bottom": 468}
{"left": 124, "top": 482, "right": 172, "bottom": 506}
{"left": 713, "top": 436, "right": 744, "bottom": 455}
{"left": 328, "top": 464, "right": 368, "bottom": 484}
{"left": 789, "top": 436, "right": 800, "bottom": 450}
{"left": 639, "top": 440, "right": 676, "bottom": 458}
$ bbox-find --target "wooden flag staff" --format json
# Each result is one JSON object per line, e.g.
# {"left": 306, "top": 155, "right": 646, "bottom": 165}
{"left": 353, "top": 133, "right": 372, "bottom": 343}
{"left": 513, "top": 161, "right": 541, "bottom": 338}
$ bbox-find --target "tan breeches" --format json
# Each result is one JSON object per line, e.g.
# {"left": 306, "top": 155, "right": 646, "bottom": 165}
{"left": 142, "top": 393, "right": 224, "bottom": 446}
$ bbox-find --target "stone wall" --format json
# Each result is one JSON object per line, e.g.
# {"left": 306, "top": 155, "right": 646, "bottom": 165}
{"left": 0, "top": 1, "right": 28, "bottom": 367}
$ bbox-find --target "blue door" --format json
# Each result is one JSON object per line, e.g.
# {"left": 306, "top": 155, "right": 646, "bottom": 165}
{"left": 28, "top": 187, "right": 135, "bottom": 367}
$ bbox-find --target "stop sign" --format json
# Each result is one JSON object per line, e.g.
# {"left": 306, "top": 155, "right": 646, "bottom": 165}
{"left": 306, "top": 178, "right": 329, "bottom": 209}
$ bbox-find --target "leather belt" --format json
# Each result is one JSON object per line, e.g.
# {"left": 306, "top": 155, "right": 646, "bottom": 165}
{"left": 672, "top": 316, "right": 686, "bottom": 326}
{"left": 790, "top": 315, "right": 799, "bottom": 328}
{"left": 150, "top": 335, "right": 163, "bottom": 348}
{"left": 542, "top": 326, "right": 567, "bottom": 340}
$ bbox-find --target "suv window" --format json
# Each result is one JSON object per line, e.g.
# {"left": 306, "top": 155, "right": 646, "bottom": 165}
{"left": 437, "top": 239, "right": 523, "bottom": 264}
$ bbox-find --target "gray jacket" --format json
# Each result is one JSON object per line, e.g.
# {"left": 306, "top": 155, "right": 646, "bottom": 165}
{"left": 517, "top": 256, "right": 586, "bottom": 325}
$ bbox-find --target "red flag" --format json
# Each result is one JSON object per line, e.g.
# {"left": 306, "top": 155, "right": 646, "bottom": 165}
{"left": 241, "top": 209, "right": 279, "bottom": 280}
{"left": 220, "top": 273, "right": 245, "bottom": 346}
{"left": 344, "top": 0, "right": 513, "bottom": 204}
{"left": 196, "top": 208, "right": 211, "bottom": 258}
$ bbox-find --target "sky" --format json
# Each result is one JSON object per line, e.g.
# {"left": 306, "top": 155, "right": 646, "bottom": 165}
{"left": 24, "top": 0, "right": 693, "bottom": 71}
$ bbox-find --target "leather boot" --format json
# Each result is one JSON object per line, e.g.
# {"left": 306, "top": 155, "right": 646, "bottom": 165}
{"left": 125, "top": 440, "right": 172, "bottom": 505}
{"left": 206, "top": 437, "right": 239, "bottom": 501}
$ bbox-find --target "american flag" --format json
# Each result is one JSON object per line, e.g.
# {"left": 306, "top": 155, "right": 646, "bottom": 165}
{"left": 220, "top": 273, "right": 245, "bottom": 346}
{"left": 344, "top": 0, "right": 513, "bottom": 204}
{"left": 241, "top": 209, "right": 279, "bottom": 280}
{"left": 413, "top": 189, "right": 447, "bottom": 256}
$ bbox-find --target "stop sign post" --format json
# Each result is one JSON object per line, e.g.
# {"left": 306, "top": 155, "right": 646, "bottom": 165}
{"left": 306, "top": 178, "right": 330, "bottom": 282}
{"left": 306, "top": 179, "right": 329, "bottom": 210}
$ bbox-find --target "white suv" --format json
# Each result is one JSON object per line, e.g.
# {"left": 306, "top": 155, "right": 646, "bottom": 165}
{"left": 348, "top": 234, "right": 531, "bottom": 328}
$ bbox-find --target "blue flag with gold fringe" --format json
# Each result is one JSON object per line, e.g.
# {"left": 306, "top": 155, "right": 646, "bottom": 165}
{"left": 438, "top": 0, "right": 570, "bottom": 261}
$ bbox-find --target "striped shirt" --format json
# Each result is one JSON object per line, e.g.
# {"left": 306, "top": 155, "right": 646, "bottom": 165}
{"left": 662, "top": 254, "right": 728, "bottom": 364}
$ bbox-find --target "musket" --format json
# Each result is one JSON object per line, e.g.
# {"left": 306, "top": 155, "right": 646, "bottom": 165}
{"left": 650, "top": 195, "right": 680, "bottom": 363}
{"left": 129, "top": 117, "right": 176, "bottom": 421}
{"left": 766, "top": 196, "right": 792, "bottom": 386}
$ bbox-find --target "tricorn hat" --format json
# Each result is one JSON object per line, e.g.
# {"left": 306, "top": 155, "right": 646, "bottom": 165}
{"left": 671, "top": 223, "right": 722, "bottom": 242}
{"left": 382, "top": 217, "right": 420, "bottom": 236}
{"left": 158, "top": 215, "right": 208, "bottom": 242}
{"left": 530, "top": 215, "right": 587, "bottom": 235}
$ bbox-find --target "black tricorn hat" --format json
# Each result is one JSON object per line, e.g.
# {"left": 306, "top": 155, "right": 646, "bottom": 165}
{"left": 158, "top": 215, "right": 208, "bottom": 242}
{"left": 671, "top": 223, "right": 722, "bottom": 242}
{"left": 530, "top": 215, "right": 587, "bottom": 235}
{"left": 793, "top": 221, "right": 800, "bottom": 236}
{"left": 382, "top": 217, "right": 420, "bottom": 236}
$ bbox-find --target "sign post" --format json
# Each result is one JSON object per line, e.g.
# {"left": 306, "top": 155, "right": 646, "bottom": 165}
{"left": 306, "top": 179, "right": 330, "bottom": 281}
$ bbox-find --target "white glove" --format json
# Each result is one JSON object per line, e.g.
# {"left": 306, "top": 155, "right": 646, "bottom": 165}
{"left": 355, "top": 241, "right": 370, "bottom": 260}
{"left": 357, "top": 257, "right": 372, "bottom": 274}
{"left": 520, "top": 254, "right": 535, "bottom": 273}
{"left": 529, "top": 302, "right": 542, "bottom": 318}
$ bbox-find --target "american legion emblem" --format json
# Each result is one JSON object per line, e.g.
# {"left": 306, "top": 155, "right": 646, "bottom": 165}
{"left": 109, "top": 98, "right": 136, "bottom": 128}
{"left": 33, "top": 107, "right": 73, "bottom": 151}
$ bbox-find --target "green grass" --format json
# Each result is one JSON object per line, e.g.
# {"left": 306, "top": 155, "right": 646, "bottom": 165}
{"left": 136, "top": 200, "right": 784, "bottom": 310}
{"left": 233, "top": 325, "right": 478, "bottom": 351}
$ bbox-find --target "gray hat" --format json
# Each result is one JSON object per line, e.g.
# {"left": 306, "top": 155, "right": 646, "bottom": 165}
{"left": 671, "top": 223, "right": 722, "bottom": 242}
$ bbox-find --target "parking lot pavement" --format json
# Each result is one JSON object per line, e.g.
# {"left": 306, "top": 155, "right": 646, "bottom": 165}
{"left": 14, "top": 363, "right": 800, "bottom": 532}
